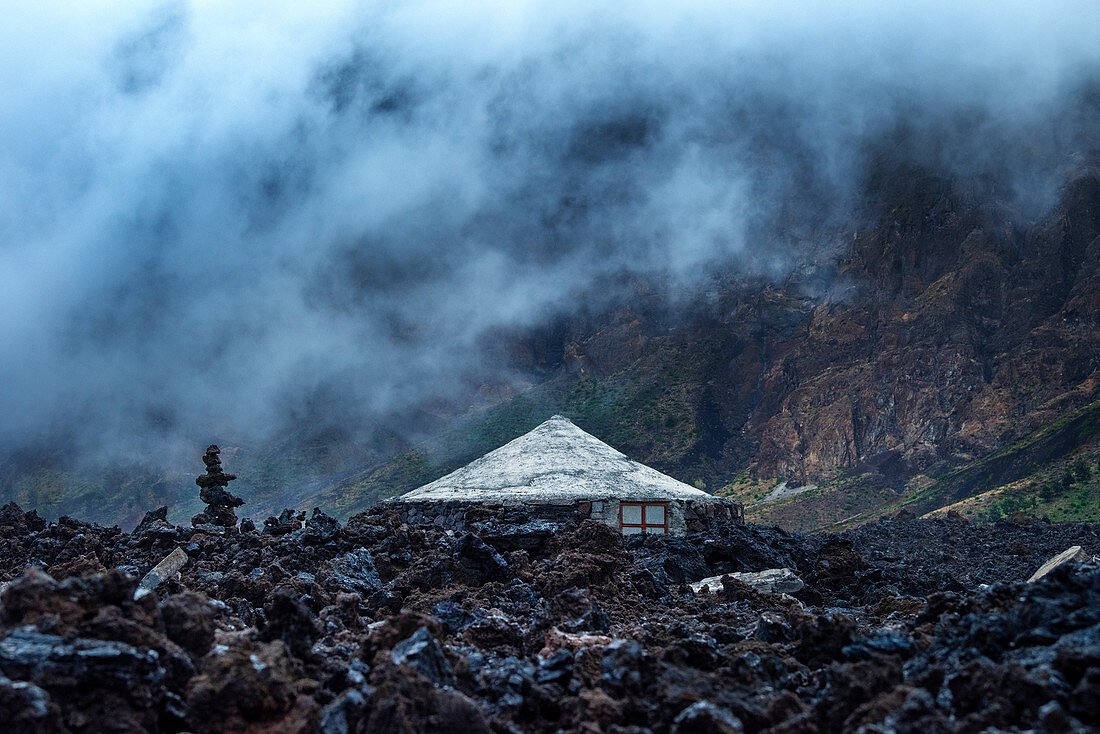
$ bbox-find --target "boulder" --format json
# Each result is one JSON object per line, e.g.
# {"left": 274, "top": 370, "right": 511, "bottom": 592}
{"left": 690, "top": 568, "right": 805, "bottom": 595}
{"left": 391, "top": 628, "right": 455, "bottom": 687}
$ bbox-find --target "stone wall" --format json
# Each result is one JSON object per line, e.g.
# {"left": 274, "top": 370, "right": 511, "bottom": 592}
{"left": 682, "top": 498, "right": 744, "bottom": 532}
{"left": 386, "top": 496, "right": 743, "bottom": 535}
{"left": 386, "top": 499, "right": 582, "bottom": 533}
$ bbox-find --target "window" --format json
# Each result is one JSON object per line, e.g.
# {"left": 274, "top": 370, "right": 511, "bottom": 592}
{"left": 619, "top": 502, "right": 668, "bottom": 534}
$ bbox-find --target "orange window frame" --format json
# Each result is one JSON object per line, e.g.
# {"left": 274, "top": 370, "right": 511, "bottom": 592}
{"left": 619, "top": 502, "right": 669, "bottom": 533}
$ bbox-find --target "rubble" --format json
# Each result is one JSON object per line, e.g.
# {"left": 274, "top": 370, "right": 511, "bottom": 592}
{"left": 0, "top": 501, "right": 1097, "bottom": 733}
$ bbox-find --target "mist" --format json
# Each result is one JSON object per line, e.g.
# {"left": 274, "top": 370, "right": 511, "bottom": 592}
{"left": 1, "top": 0, "right": 1098, "bottom": 473}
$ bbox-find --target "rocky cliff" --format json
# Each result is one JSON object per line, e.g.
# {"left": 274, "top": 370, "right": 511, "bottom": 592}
{"left": 439, "top": 168, "right": 1100, "bottom": 529}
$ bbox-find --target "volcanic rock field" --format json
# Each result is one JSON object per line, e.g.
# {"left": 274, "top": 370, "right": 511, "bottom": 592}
{"left": 1, "top": 501, "right": 1098, "bottom": 733}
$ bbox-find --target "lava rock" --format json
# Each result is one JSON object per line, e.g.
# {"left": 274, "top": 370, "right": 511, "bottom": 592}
{"left": 600, "top": 639, "right": 646, "bottom": 696}
{"left": 755, "top": 611, "right": 794, "bottom": 643}
{"left": 0, "top": 673, "right": 64, "bottom": 734}
{"left": 536, "top": 648, "right": 574, "bottom": 685}
{"left": 302, "top": 507, "right": 342, "bottom": 545}
{"left": 263, "top": 508, "right": 305, "bottom": 536}
{"left": 0, "top": 628, "right": 163, "bottom": 688}
{"left": 672, "top": 701, "right": 744, "bottom": 734}
{"left": 259, "top": 589, "right": 318, "bottom": 660}
{"left": 432, "top": 600, "right": 476, "bottom": 634}
{"left": 133, "top": 506, "right": 169, "bottom": 535}
{"left": 318, "top": 687, "right": 371, "bottom": 734}
{"left": 0, "top": 628, "right": 167, "bottom": 731}
{"left": 185, "top": 640, "right": 306, "bottom": 732}
{"left": 553, "top": 588, "right": 612, "bottom": 632}
{"left": 329, "top": 548, "right": 382, "bottom": 596}
{"left": 452, "top": 533, "right": 510, "bottom": 583}
{"left": 160, "top": 592, "right": 216, "bottom": 657}
{"left": 391, "top": 627, "right": 456, "bottom": 687}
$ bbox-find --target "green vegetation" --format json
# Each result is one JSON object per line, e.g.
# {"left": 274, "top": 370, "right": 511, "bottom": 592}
{"left": 973, "top": 453, "right": 1100, "bottom": 523}
{"left": 898, "top": 399, "right": 1100, "bottom": 517}
{"left": 715, "top": 469, "right": 776, "bottom": 504}
{"left": 4, "top": 465, "right": 194, "bottom": 530}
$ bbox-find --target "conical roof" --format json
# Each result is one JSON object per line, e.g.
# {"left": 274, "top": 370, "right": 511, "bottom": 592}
{"left": 397, "top": 415, "right": 713, "bottom": 503}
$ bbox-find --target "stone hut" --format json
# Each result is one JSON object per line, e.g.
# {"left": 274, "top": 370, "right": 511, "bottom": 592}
{"left": 387, "top": 415, "right": 743, "bottom": 535}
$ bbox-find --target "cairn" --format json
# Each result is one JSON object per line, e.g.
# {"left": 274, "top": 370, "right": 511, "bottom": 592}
{"left": 191, "top": 445, "right": 244, "bottom": 529}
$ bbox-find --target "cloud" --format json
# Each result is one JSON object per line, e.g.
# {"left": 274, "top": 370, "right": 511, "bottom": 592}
{"left": 0, "top": 0, "right": 1097, "bottom": 465}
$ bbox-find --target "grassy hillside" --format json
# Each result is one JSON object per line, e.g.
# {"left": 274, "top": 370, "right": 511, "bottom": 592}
{"left": 739, "top": 399, "right": 1100, "bottom": 531}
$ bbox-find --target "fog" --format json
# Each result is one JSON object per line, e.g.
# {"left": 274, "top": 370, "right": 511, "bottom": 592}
{"left": 1, "top": 0, "right": 1098, "bottom": 470}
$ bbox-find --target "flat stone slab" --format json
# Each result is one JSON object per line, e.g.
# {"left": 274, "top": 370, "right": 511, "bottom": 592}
{"left": 136, "top": 547, "right": 188, "bottom": 597}
{"left": 691, "top": 568, "right": 805, "bottom": 595}
{"left": 1027, "top": 545, "right": 1091, "bottom": 582}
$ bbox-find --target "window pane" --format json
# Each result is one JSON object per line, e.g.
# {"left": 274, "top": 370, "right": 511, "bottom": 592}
{"left": 644, "top": 526, "right": 666, "bottom": 534}
{"left": 644, "top": 505, "right": 665, "bottom": 524}
{"left": 621, "top": 505, "right": 642, "bottom": 524}
{"left": 622, "top": 525, "right": 643, "bottom": 535}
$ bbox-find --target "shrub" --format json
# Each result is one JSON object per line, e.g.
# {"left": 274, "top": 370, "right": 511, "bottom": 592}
{"left": 1039, "top": 480, "right": 1061, "bottom": 501}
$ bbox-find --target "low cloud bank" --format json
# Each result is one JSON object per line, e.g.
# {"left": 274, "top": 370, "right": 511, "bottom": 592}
{"left": 0, "top": 1, "right": 1097, "bottom": 466}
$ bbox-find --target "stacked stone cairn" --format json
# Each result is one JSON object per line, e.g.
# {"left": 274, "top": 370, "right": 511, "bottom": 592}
{"left": 191, "top": 445, "right": 244, "bottom": 530}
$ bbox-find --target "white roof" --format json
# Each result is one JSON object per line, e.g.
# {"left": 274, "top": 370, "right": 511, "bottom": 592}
{"left": 397, "top": 415, "right": 715, "bottom": 503}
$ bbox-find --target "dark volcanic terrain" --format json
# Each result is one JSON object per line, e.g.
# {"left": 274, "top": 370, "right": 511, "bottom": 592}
{"left": 1, "top": 501, "right": 1098, "bottom": 733}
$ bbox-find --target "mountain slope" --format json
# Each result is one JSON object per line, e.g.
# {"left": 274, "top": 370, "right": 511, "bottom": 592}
{"left": 350, "top": 169, "right": 1100, "bottom": 529}
{"left": 3, "top": 169, "right": 1099, "bottom": 531}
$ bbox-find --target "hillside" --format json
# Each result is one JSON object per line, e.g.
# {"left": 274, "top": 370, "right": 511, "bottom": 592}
{"left": 3, "top": 167, "right": 1099, "bottom": 531}
{"left": 334, "top": 168, "right": 1100, "bottom": 530}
